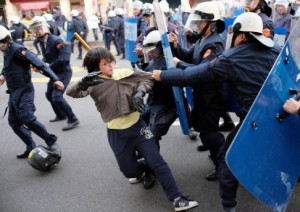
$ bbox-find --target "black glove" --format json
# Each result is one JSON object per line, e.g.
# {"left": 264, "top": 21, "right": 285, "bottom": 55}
{"left": 78, "top": 71, "right": 104, "bottom": 91}
{"left": 133, "top": 90, "right": 145, "bottom": 113}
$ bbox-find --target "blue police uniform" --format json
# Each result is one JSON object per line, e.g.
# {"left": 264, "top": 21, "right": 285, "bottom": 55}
{"left": 1, "top": 42, "right": 60, "bottom": 153}
{"left": 116, "top": 15, "right": 125, "bottom": 57}
{"left": 142, "top": 54, "right": 177, "bottom": 148}
{"left": 136, "top": 12, "right": 147, "bottom": 37}
{"left": 9, "top": 23, "right": 29, "bottom": 45}
{"left": 40, "top": 34, "right": 79, "bottom": 127}
{"left": 70, "top": 16, "right": 88, "bottom": 59}
{"left": 159, "top": 39, "right": 280, "bottom": 209}
{"left": 171, "top": 32, "right": 226, "bottom": 169}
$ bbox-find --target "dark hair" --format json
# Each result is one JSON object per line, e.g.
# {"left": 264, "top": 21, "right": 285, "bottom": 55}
{"left": 83, "top": 47, "right": 116, "bottom": 73}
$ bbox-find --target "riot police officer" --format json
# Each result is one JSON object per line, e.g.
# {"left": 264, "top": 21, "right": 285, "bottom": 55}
{"left": 168, "top": 1, "right": 227, "bottom": 181}
{"left": 115, "top": 8, "right": 125, "bottom": 58}
{"left": 9, "top": 16, "right": 30, "bottom": 45}
{"left": 142, "top": 30, "right": 177, "bottom": 148}
{"left": 29, "top": 17, "right": 80, "bottom": 131}
{"left": 0, "top": 25, "right": 63, "bottom": 159}
{"left": 153, "top": 12, "right": 280, "bottom": 212}
{"left": 70, "top": 9, "right": 88, "bottom": 59}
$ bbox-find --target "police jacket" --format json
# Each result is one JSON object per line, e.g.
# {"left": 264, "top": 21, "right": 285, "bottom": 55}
{"left": 66, "top": 69, "right": 153, "bottom": 123}
{"left": 70, "top": 17, "right": 88, "bottom": 36}
{"left": 160, "top": 40, "right": 280, "bottom": 116}
{"left": 40, "top": 34, "right": 72, "bottom": 77}
{"left": 48, "top": 21, "right": 60, "bottom": 36}
{"left": 144, "top": 56, "right": 175, "bottom": 108}
{"left": 172, "top": 31, "right": 224, "bottom": 66}
{"left": 9, "top": 23, "right": 28, "bottom": 43}
{"left": 259, "top": 12, "right": 274, "bottom": 38}
{"left": 136, "top": 12, "right": 147, "bottom": 37}
{"left": 1, "top": 42, "right": 59, "bottom": 92}
{"left": 53, "top": 11, "right": 64, "bottom": 28}
{"left": 172, "top": 32, "right": 225, "bottom": 111}
{"left": 116, "top": 15, "right": 124, "bottom": 38}
{"left": 105, "top": 17, "right": 119, "bottom": 34}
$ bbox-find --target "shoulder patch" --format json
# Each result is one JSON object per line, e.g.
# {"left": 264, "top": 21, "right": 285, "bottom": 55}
{"left": 203, "top": 49, "right": 212, "bottom": 58}
{"left": 56, "top": 43, "right": 63, "bottom": 49}
{"left": 21, "top": 50, "right": 26, "bottom": 57}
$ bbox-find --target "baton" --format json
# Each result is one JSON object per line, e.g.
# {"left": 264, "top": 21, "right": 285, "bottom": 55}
{"left": 73, "top": 32, "right": 92, "bottom": 51}
{"left": 99, "top": 25, "right": 114, "bottom": 31}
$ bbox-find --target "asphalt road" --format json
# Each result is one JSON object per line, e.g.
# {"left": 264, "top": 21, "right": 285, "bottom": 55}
{"left": 0, "top": 41, "right": 299, "bottom": 212}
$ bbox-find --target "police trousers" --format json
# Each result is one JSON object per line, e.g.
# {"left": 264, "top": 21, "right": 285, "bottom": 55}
{"left": 8, "top": 84, "right": 57, "bottom": 148}
{"left": 218, "top": 121, "right": 242, "bottom": 208}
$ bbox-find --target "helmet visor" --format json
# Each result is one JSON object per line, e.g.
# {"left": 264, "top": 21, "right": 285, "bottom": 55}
{"left": 30, "top": 22, "right": 49, "bottom": 37}
{"left": 142, "top": 43, "right": 158, "bottom": 53}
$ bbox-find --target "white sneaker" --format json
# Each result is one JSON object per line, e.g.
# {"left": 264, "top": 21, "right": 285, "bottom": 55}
{"left": 128, "top": 173, "right": 144, "bottom": 184}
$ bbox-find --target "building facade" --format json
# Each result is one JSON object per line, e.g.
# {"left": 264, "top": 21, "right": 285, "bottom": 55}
{"left": 1, "top": 0, "right": 184, "bottom": 27}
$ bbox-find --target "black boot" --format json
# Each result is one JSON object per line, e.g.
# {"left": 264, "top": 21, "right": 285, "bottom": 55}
{"left": 16, "top": 150, "right": 31, "bottom": 159}
{"left": 16, "top": 142, "right": 36, "bottom": 159}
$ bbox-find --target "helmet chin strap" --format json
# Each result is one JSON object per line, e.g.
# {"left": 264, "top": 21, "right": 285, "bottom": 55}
{"left": 199, "top": 22, "right": 210, "bottom": 38}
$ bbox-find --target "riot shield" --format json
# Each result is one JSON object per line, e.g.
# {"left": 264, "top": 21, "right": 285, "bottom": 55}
{"left": 226, "top": 18, "right": 300, "bottom": 212}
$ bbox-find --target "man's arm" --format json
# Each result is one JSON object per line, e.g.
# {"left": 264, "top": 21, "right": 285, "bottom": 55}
{"left": 49, "top": 40, "right": 71, "bottom": 72}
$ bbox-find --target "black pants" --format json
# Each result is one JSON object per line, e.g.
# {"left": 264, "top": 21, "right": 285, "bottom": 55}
{"left": 218, "top": 121, "right": 243, "bottom": 208}
{"left": 45, "top": 72, "right": 77, "bottom": 123}
{"left": 192, "top": 108, "right": 225, "bottom": 166}
{"left": 107, "top": 118, "right": 181, "bottom": 201}
{"left": 8, "top": 85, "right": 57, "bottom": 148}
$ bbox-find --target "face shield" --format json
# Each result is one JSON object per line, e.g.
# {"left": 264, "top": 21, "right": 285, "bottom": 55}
{"left": 30, "top": 21, "right": 49, "bottom": 38}
{"left": 143, "top": 42, "right": 157, "bottom": 63}
{"left": 225, "top": 22, "right": 242, "bottom": 50}
{"left": 142, "top": 41, "right": 161, "bottom": 62}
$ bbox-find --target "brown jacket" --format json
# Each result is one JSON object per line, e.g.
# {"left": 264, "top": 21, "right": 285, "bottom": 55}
{"left": 66, "top": 69, "right": 153, "bottom": 123}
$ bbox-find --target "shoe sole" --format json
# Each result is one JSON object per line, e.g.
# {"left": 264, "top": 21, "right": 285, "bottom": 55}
{"left": 62, "top": 121, "right": 80, "bottom": 131}
{"left": 50, "top": 117, "right": 67, "bottom": 122}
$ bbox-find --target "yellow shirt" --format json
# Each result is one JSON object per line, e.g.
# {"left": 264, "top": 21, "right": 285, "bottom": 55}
{"left": 106, "top": 111, "right": 140, "bottom": 130}
{"left": 104, "top": 69, "right": 140, "bottom": 130}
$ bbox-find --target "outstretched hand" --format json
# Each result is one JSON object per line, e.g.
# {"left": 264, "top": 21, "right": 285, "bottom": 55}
{"left": 78, "top": 71, "right": 104, "bottom": 91}
{"left": 152, "top": 70, "right": 162, "bottom": 81}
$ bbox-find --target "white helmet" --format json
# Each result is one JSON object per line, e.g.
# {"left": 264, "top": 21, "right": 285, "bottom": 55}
{"left": 11, "top": 16, "right": 20, "bottom": 24}
{"left": 274, "top": 0, "right": 289, "bottom": 8}
{"left": 142, "top": 3, "right": 154, "bottom": 16}
{"left": 0, "top": 25, "right": 12, "bottom": 42}
{"left": 43, "top": 13, "right": 53, "bottom": 22}
{"left": 143, "top": 30, "right": 161, "bottom": 53}
{"left": 185, "top": 2, "right": 225, "bottom": 34}
{"left": 231, "top": 12, "right": 274, "bottom": 47}
{"left": 159, "top": 0, "right": 170, "bottom": 13}
{"left": 132, "top": 0, "right": 143, "bottom": 10}
{"left": 192, "top": 2, "right": 221, "bottom": 21}
{"left": 29, "top": 16, "right": 49, "bottom": 37}
{"left": 70, "top": 9, "right": 79, "bottom": 17}
{"left": 115, "top": 8, "right": 125, "bottom": 15}
{"left": 108, "top": 10, "right": 116, "bottom": 17}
